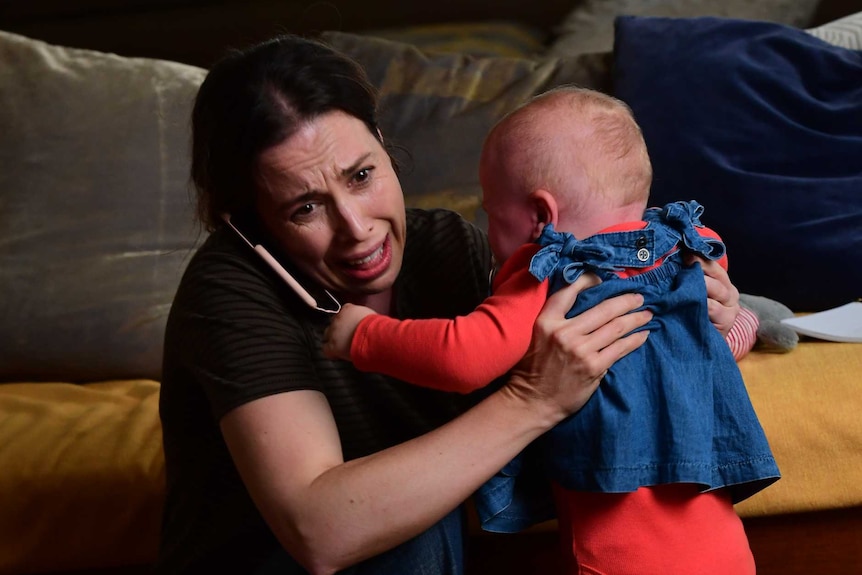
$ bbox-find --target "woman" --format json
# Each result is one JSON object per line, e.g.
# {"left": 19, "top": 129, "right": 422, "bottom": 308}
{"left": 156, "top": 34, "right": 739, "bottom": 575}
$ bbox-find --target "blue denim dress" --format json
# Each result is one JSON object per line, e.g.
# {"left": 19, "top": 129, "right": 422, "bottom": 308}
{"left": 475, "top": 201, "right": 780, "bottom": 533}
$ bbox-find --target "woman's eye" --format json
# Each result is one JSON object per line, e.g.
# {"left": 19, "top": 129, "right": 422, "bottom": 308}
{"left": 354, "top": 168, "right": 372, "bottom": 185}
{"left": 292, "top": 203, "right": 315, "bottom": 220}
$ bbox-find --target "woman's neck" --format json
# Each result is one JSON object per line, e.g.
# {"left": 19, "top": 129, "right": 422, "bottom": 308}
{"left": 345, "top": 289, "right": 394, "bottom": 315}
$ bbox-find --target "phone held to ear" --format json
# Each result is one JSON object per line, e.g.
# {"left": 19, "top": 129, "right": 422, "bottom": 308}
{"left": 222, "top": 212, "right": 341, "bottom": 314}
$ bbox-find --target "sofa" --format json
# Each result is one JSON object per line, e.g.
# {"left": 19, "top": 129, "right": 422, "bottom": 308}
{"left": 1, "top": 1, "right": 860, "bottom": 574}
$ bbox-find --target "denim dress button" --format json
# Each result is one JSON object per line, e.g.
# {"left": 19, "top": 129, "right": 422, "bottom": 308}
{"left": 637, "top": 248, "right": 650, "bottom": 262}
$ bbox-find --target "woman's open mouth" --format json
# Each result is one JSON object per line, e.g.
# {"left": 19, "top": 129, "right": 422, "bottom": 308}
{"left": 342, "top": 235, "right": 392, "bottom": 281}
{"left": 349, "top": 244, "right": 384, "bottom": 266}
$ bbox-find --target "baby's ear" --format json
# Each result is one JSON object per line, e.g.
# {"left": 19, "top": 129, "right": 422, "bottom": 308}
{"left": 530, "top": 189, "right": 558, "bottom": 237}
{"left": 739, "top": 293, "right": 799, "bottom": 352}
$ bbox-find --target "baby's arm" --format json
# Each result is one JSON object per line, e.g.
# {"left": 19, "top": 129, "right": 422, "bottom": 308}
{"left": 323, "top": 303, "right": 377, "bottom": 361}
{"left": 337, "top": 246, "right": 548, "bottom": 394}
{"left": 725, "top": 306, "right": 759, "bottom": 360}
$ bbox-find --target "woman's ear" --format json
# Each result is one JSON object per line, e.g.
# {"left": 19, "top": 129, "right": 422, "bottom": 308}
{"left": 529, "top": 189, "right": 558, "bottom": 240}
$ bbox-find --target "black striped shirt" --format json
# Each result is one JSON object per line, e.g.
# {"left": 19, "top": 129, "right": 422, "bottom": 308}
{"left": 156, "top": 208, "right": 492, "bottom": 574}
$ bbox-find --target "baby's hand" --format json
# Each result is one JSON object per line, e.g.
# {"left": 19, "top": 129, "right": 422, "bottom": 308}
{"left": 323, "top": 303, "right": 377, "bottom": 360}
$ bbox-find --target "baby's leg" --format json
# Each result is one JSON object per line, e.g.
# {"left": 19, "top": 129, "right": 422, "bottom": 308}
{"left": 553, "top": 483, "right": 755, "bottom": 575}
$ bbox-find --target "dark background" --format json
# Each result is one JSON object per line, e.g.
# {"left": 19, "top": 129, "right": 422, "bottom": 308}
{"left": 1, "top": 0, "right": 860, "bottom": 68}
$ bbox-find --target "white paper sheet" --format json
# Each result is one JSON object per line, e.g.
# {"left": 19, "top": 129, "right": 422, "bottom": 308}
{"left": 780, "top": 302, "right": 862, "bottom": 343}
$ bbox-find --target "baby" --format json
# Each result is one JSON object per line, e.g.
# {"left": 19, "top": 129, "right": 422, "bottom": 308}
{"left": 324, "top": 86, "right": 779, "bottom": 574}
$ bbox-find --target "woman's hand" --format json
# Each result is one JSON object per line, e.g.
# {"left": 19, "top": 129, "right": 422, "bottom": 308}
{"left": 504, "top": 273, "right": 652, "bottom": 423}
{"left": 687, "top": 255, "right": 740, "bottom": 337}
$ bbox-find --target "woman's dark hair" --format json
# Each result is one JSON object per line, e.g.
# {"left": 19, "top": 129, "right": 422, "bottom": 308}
{"left": 191, "top": 34, "right": 383, "bottom": 230}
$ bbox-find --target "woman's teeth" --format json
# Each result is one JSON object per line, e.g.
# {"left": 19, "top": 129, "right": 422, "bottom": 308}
{"left": 351, "top": 245, "right": 383, "bottom": 266}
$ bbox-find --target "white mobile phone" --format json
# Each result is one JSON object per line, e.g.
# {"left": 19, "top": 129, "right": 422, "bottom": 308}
{"left": 222, "top": 212, "right": 341, "bottom": 314}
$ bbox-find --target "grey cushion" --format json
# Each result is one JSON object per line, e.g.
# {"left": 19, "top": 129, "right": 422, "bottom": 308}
{"left": 547, "top": 0, "right": 820, "bottom": 56}
{"left": 0, "top": 31, "right": 206, "bottom": 381}
{"left": 321, "top": 31, "right": 614, "bottom": 224}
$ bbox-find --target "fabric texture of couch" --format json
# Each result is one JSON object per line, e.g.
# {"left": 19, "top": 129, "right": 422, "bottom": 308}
{"left": 1, "top": 1, "right": 861, "bottom": 574}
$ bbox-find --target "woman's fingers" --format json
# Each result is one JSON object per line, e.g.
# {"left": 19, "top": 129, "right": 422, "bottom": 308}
{"left": 591, "top": 317, "right": 651, "bottom": 367}
{"left": 540, "top": 274, "right": 649, "bottom": 356}
{"left": 538, "top": 273, "right": 601, "bottom": 319}
{"left": 690, "top": 256, "right": 740, "bottom": 336}
{"left": 512, "top": 275, "right": 652, "bottom": 417}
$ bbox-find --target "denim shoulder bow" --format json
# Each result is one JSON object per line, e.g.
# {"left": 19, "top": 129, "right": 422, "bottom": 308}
{"left": 529, "top": 224, "right": 621, "bottom": 289}
{"left": 645, "top": 200, "right": 726, "bottom": 261}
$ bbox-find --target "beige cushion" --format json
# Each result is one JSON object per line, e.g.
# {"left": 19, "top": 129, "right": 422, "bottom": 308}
{"left": 547, "top": 0, "right": 821, "bottom": 56}
{"left": 320, "top": 31, "right": 613, "bottom": 224}
{"left": 0, "top": 31, "right": 206, "bottom": 382}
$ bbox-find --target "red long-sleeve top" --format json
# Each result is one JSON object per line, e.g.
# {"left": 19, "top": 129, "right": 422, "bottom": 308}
{"left": 350, "top": 221, "right": 746, "bottom": 394}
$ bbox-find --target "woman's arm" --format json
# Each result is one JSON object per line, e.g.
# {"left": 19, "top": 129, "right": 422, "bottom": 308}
{"left": 221, "top": 276, "right": 651, "bottom": 575}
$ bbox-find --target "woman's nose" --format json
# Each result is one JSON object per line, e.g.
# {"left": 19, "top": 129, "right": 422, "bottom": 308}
{"left": 333, "top": 196, "right": 372, "bottom": 239}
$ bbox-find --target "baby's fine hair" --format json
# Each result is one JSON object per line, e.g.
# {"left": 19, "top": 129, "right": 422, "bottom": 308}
{"left": 493, "top": 86, "right": 652, "bottom": 210}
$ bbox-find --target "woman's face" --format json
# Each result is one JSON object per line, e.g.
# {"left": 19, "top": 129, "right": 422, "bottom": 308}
{"left": 255, "top": 110, "right": 406, "bottom": 306}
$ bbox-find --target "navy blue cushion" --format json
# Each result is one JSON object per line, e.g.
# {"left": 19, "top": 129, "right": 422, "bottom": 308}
{"left": 613, "top": 16, "right": 862, "bottom": 312}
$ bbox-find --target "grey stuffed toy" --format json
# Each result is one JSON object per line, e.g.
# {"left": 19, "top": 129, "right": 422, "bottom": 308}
{"left": 739, "top": 293, "right": 799, "bottom": 352}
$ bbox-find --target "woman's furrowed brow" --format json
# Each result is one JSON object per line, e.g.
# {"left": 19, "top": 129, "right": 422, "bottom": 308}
{"left": 339, "top": 152, "right": 372, "bottom": 177}
{"left": 275, "top": 189, "right": 318, "bottom": 213}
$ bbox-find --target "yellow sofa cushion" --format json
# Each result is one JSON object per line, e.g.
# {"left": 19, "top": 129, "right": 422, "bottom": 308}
{"left": 1, "top": 342, "right": 859, "bottom": 573}
{"left": 0, "top": 380, "right": 163, "bottom": 574}
{"left": 736, "top": 340, "right": 862, "bottom": 518}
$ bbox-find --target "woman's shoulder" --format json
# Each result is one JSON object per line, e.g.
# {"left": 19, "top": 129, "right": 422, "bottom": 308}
{"left": 400, "top": 208, "right": 492, "bottom": 316}
{"left": 173, "top": 228, "right": 266, "bottom": 301}
{"left": 405, "top": 207, "right": 489, "bottom": 266}
{"left": 171, "top": 227, "right": 312, "bottom": 323}
{"left": 406, "top": 207, "right": 486, "bottom": 246}
{"left": 182, "top": 226, "right": 250, "bottom": 273}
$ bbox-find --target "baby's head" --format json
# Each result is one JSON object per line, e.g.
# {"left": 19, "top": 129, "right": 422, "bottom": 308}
{"left": 479, "top": 86, "right": 652, "bottom": 263}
